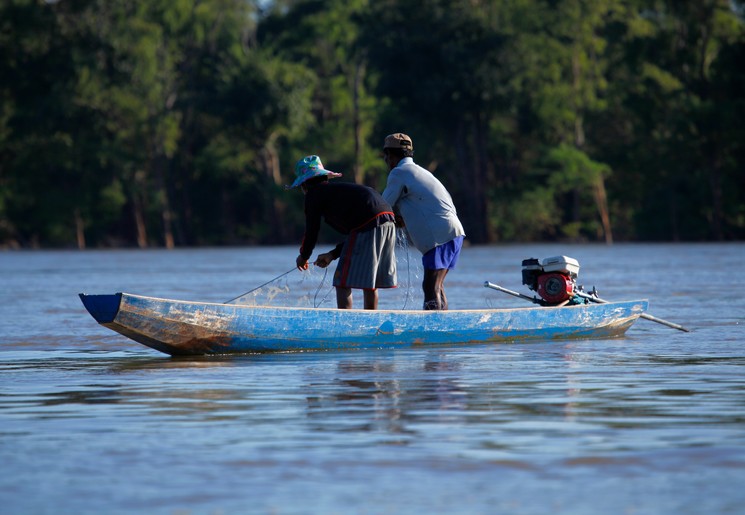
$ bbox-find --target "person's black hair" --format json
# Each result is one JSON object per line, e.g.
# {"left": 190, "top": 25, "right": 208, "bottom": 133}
{"left": 384, "top": 148, "right": 414, "bottom": 159}
{"left": 302, "top": 175, "right": 329, "bottom": 188}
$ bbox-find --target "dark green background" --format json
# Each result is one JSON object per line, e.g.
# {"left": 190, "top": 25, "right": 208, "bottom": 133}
{"left": 2, "top": 0, "right": 743, "bottom": 248}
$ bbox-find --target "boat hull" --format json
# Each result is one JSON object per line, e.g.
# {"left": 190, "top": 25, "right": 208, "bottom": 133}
{"left": 79, "top": 293, "right": 648, "bottom": 356}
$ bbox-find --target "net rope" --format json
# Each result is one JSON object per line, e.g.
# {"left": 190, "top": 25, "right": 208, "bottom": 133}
{"left": 231, "top": 228, "right": 421, "bottom": 309}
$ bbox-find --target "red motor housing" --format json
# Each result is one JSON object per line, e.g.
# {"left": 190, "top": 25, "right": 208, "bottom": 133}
{"left": 522, "top": 256, "right": 580, "bottom": 305}
{"left": 536, "top": 273, "right": 574, "bottom": 304}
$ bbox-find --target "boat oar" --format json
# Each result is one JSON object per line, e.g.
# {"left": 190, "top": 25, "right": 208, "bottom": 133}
{"left": 483, "top": 282, "right": 544, "bottom": 305}
{"left": 572, "top": 290, "right": 690, "bottom": 332}
{"left": 225, "top": 267, "right": 297, "bottom": 304}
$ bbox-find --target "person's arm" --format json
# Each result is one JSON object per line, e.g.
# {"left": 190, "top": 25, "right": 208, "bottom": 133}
{"left": 299, "top": 195, "right": 322, "bottom": 261}
{"left": 330, "top": 242, "right": 344, "bottom": 259}
{"left": 381, "top": 170, "right": 406, "bottom": 208}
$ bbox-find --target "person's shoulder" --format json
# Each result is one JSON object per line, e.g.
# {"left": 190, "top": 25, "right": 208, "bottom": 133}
{"left": 334, "top": 181, "right": 365, "bottom": 190}
{"left": 391, "top": 161, "right": 416, "bottom": 174}
{"left": 397, "top": 158, "right": 427, "bottom": 171}
{"left": 306, "top": 181, "right": 334, "bottom": 199}
{"left": 328, "top": 181, "right": 371, "bottom": 195}
{"left": 395, "top": 162, "right": 431, "bottom": 180}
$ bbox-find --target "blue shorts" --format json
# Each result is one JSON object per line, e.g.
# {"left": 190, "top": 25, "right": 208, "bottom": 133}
{"left": 422, "top": 236, "right": 464, "bottom": 270}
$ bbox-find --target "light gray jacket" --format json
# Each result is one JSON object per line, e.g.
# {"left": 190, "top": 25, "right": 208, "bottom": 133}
{"left": 382, "top": 157, "right": 465, "bottom": 254}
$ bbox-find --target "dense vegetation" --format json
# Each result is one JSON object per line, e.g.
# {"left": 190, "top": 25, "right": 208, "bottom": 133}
{"left": 1, "top": 0, "right": 743, "bottom": 248}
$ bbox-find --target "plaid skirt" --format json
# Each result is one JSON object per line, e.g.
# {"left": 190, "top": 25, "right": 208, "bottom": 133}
{"left": 333, "top": 221, "right": 397, "bottom": 289}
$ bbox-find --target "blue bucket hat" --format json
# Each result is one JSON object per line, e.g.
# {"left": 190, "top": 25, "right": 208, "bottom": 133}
{"left": 287, "top": 155, "right": 342, "bottom": 189}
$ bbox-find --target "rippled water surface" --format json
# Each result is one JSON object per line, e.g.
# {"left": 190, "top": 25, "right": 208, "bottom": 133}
{"left": 1, "top": 244, "right": 744, "bottom": 514}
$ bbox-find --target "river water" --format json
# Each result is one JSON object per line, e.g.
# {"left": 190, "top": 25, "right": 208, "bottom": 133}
{"left": 1, "top": 243, "right": 744, "bottom": 514}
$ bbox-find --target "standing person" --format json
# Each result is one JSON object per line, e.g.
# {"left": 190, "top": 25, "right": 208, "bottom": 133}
{"left": 381, "top": 133, "right": 465, "bottom": 310}
{"left": 289, "top": 155, "right": 397, "bottom": 310}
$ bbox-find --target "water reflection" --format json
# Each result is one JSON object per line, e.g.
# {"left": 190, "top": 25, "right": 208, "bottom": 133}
{"left": 306, "top": 361, "right": 408, "bottom": 434}
{"left": 293, "top": 345, "right": 745, "bottom": 456}
{"left": 303, "top": 354, "right": 479, "bottom": 440}
{"left": 6, "top": 346, "right": 744, "bottom": 439}
{"left": 107, "top": 355, "right": 240, "bottom": 372}
{"left": 3, "top": 245, "right": 745, "bottom": 514}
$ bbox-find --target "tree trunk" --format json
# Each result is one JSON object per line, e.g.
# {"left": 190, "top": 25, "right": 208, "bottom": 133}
{"left": 161, "top": 201, "right": 175, "bottom": 249}
{"left": 453, "top": 118, "right": 488, "bottom": 243}
{"left": 133, "top": 196, "right": 148, "bottom": 248}
{"left": 592, "top": 178, "right": 613, "bottom": 244}
{"left": 74, "top": 208, "right": 86, "bottom": 249}
{"left": 133, "top": 170, "right": 148, "bottom": 248}
{"left": 474, "top": 114, "right": 493, "bottom": 241}
{"left": 352, "top": 60, "right": 365, "bottom": 184}
{"left": 154, "top": 159, "right": 175, "bottom": 249}
{"left": 571, "top": 41, "right": 613, "bottom": 244}
{"left": 261, "top": 143, "right": 286, "bottom": 243}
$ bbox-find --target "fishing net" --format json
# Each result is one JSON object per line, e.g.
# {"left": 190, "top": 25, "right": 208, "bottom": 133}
{"left": 229, "top": 229, "right": 422, "bottom": 309}
{"left": 229, "top": 265, "right": 335, "bottom": 308}
{"left": 393, "top": 227, "right": 421, "bottom": 310}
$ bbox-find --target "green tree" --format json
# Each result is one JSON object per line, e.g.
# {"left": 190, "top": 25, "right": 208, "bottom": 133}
{"left": 173, "top": 1, "right": 315, "bottom": 244}
{"left": 0, "top": 0, "right": 114, "bottom": 248}
{"left": 487, "top": 0, "right": 622, "bottom": 242}
{"left": 600, "top": 0, "right": 745, "bottom": 240}
{"left": 258, "top": 0, "right": 380, "bottom": 186}
{"left": 1, "top": 0, "right": 743, "bottom": 247}
{"left": 362, "top": 0, "right": 516, "bottom": 243}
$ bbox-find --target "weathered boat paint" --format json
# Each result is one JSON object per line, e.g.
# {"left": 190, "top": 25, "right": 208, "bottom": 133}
{"left": 79, "top": 292, "right": 648, "bottom": 356}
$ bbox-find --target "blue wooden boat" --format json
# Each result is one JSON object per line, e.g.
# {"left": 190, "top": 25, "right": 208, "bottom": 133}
{"left": 79, "top": 292, "right": 648, "bottom": 356}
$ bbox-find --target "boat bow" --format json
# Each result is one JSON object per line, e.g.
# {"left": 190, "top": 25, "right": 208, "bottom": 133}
{"left": 79, "top": 293, "right": 122, "bottom": 324}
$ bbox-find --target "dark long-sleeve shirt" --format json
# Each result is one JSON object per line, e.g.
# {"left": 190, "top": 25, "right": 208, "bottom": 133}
{"left": 300, "top": 182, "right": 395, "bottom": 260}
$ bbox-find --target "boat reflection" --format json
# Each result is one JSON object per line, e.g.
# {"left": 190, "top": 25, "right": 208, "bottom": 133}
{"left": 304, "top": 354, "right": 468, "bottom": 435}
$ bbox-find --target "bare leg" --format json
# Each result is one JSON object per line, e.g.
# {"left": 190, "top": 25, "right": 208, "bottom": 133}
{"left": 363, "top": 289, "right": 378, "bottom": 310}
{"left": 422, "top": 269, "right": 449, "bottom": 310}
{"left": 336, "top": 287, "right": 353, "bottom": 309}
{"left": 439, "top": 270, "right": 449, "bottom": 310}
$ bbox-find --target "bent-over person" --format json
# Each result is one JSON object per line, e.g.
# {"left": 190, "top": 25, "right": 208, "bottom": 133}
{"left": 289, "top": 155, "right": 397, "bottom": 309}
{"left": 381, "top": 133, "right": 465, "bottom": 310}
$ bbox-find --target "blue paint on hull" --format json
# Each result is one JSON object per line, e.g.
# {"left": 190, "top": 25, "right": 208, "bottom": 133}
{"left": 80, "top": 292, "right": 649, "bottom": 356}
{"left": 79, "top": 293, "right": 122, "bottom": 324}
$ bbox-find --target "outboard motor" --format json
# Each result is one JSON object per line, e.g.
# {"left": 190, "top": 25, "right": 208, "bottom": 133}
{"left": 521, "top": 256, "right": 580, "bottom": 305}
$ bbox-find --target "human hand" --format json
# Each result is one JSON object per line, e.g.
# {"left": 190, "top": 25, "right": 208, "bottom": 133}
{"left": 296, "top": 255, "right": 309, "bottom": 270}
{"left": 314, "top": 252, "right": 334, "bottom": 268}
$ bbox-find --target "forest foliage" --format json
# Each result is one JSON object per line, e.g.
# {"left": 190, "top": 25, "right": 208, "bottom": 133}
{"left": 1, "top": 0, "right": 744, "bottom": 248}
